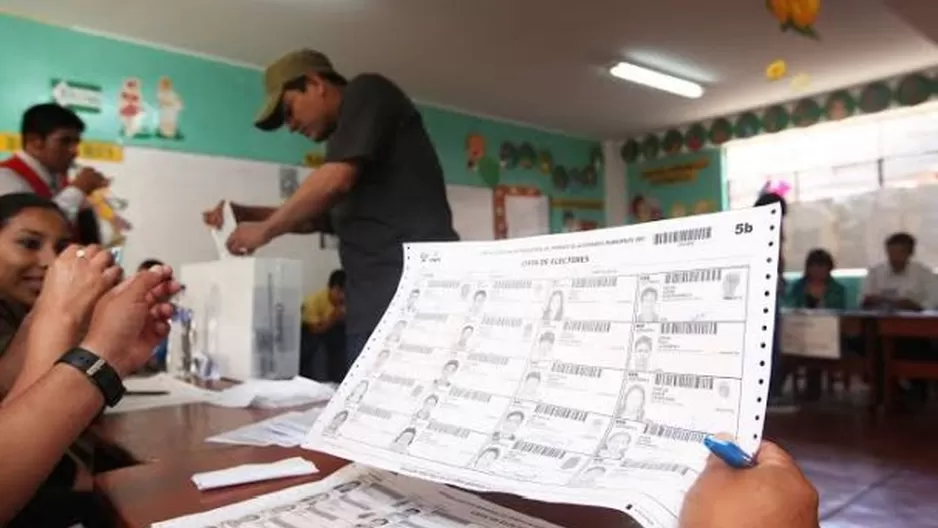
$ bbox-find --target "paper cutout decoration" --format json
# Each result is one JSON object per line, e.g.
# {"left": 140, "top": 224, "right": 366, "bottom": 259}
{"left": 538, "top": 150, "right": 554, "bottom": 175}
{"left": 708, "top": 118, "right": 733, "bottom": 145}
{"left": 693, "top": 199, "right": 715, "bottom": 214}
{"left": 792, "top": 98, "right": 822, "bottom": 127}
{"left": 569, "top": 167, "right": 583, "bottom": 186}
{"left": 631, "top": 195, "right": 655, "bottom": 223}
{"left": 641, "top": 135, "right": 660, "bottom": 160}
{"left": 685, "top": 124, "right": 707, "bottom": 152}
{"left": 118, "top": 78, "right": 149, "bottom": 138}
{"left": 824, "top": 91, "right": 855, "bottom": 121}
{"left": 790, "top": 73, "right": 811, "bottom": 92}
{"left": 670, "top": 202, "right": 688, "bottom": 218}
{"left": 663, "top": 129, "right": 683, "bottom": 155}
{"left": 589, "top": 146, "right": 604, "bottom": 172}
{"left": 766, "top": 60, "right": 788, "bottom": 81}
{"left": 552, "top": 165, "right": 569, "bottom": 191}
{"left": 582, "top": 166, "right": 598, "bottom": 188}
{"left": 156, "top": 76, "right": 184, "bottom": 140}
{"left": 499, "top": 142, "right": 518, "bottom": 169}
{"left": 518, "top": 142, "right": 536, "bottom": 169}
{"left": 896, "top": 73, "right": 931, "bottom": 106}
{"left": 767, "top": 0, "right": 820, "bottom": 39}
{"left": 734, "top": 112, "right": 761, "bottom": 139}
{"left": 859, "top": 82, "right": 891, "bottom": 113}
{"left": 466, "top": 134, "right": 486, "bottom": 171}
{"left": 620, "top": 139, "right": 639, "bottom": 163}
{"left": 762, "top": 105, "right": 790, "bottom": 133}
{"left": 88, "top": 188, "right": 132, "bottom": 247}
{"left": 477, "top": 156, "right": 501, "bottom": 187}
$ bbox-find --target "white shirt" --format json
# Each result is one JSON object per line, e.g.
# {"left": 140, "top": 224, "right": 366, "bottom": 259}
{"left": 860, "top": 260, "right": 937, "bottom": 308}
{"left": 0, "top": 152, "right": 85, "bottom": 222}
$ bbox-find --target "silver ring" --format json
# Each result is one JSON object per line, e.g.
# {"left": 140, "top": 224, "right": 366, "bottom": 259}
{"left": 76, "top": 249, "right": 87, "bottom": 259}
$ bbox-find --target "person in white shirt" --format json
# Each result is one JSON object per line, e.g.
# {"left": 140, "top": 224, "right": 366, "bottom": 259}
{"left": 860, "top": 233, "right": 935, "bottom": 311}
{"left": 0, "top": 104, "right": 108, "bottom": 232}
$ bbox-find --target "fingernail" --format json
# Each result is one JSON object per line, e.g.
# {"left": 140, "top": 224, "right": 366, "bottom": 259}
{"left": 148, "top": 265, "right": 162, "bottom": 273}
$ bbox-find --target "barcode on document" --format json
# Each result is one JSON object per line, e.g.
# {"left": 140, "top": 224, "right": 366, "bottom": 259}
{"left": 450, "top": 386, "right": 493, "bottom": 403}
{"left": 378, "top": 374, "right": 417, "bottom": 386}
{"left": 427, "top": 420, "right": 471, "bottom": 439}
{"left": 358, "top": 405, "right": 392, "bottom": 419}
{"left": 428, "top": 279, "right": 460, "bottom": 289}
{"left": 493, "top": 279, "right": 533, "bottom": 289}
{"left": 481, "top": 316, "right": 523, "bottom": 328}
{"left": 665, "top": 268, "right": 722, "bottom": 284}
{"left": 535, "top": 403, "right": 588, "bottom": 422}
{"left": 512, "top": 440, "right": 566, "bottom": 459}
{"left": 467, "top": 353, "right": 510, "bottom": 366}
{"left": 643, "top": 423, "right": 706, "bottom": 443}
{"left": 398, "top": 344, "right": 433, "bottom": 354}
{"left": 563, "top": 320, "right": 612, "bottom": 333}
{"left": 661, "top": 322, "right": 718, "bottom": 335}
{"left": 654, "top": 373, "right": 715, "bottom": 390}
{"left": 551, "top": 362, "right": 602, "bottom": 378}
{"left": 269, "top": 519, "right": 301, "bottom": 528}
{"left": 571, "top": 277, "right": 618, "bottom": 288}
{"left": 621, "top": 460, "right": 692, "bottom": 475}
{"left": 653, "top": 227, "right": 712, "bottom": 245}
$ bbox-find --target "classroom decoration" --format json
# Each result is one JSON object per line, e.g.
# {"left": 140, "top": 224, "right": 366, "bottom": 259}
{"left": 118, "top": 78, "right": 149, "bottom": 138}
{"left": 538, "top": 150, "right": 554, "bottom": 175}
{"left": 51, "top": 78, "right": 102, "bottom": 113}
{"left": 88, "top": 188, "right": 132, "bottom": 247}
{"left": 0, "top": 132, "right": 123, "bottom": 161}
{"left": 517, "top": 142, "right": 536, "bottom": 169}
{"left": 767, "top": 0, "right": 820, "bottom": 39}
{"left": 790, "top": 73, "right": 811, "bottom": 92}
{"left": 551, "top": 165, "right": 569, "bottom": 190}
{"left": 662, "top": 129, "right": 683, "bottom": 155}
{"left": 619, "top": 69, "right": 938, "bottom": 161}
{"left": 589, "top": 145, "right": 603, "bottom": 172}
{"left": 765, "top": 60, "right": 787, "bottom": 81}
{"left": 499, "top": 141, "right": 518, "bottom": 169}
{"left": 156, "top": 76, "right": 184, "bottom": 140}
{"left": 477, "top": 156, "right": 501, "bottom": 187}
{"left": 465, "top": 133, "right": 486, "bottom": 171}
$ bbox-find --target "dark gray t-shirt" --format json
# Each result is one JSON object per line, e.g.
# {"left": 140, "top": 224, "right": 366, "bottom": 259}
{"left": 324, "top": 73, "right": 458, "bottom": 335}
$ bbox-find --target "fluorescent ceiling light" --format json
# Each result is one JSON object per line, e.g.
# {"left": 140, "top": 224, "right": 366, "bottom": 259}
{"left": 609, "top": 62, "right": 704, "bottom": 99}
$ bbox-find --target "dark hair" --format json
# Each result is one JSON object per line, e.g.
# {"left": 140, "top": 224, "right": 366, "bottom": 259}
{"left": 443, "top": 359, "right": 460, "bottom": 369}
{"left": 634, "top": 336, "right": 653, "bottom": 350}
{"left": 539, "top": 331, "right": 555, "bottom": 343}
{"left": 0, "top": 192, "right": 67, "bottom": 228}
{"left": 21, "top": 103, "right": 85, "bottom": 140}
{"left": 885, "top": 232, "right": 916, "bottom": 253}
{"left": 641, "top": 287, "right": 658, "bottom": 300}
{"left": 804, "top": 249, "right": 835, "bottom": 271}
{"left": 138, "top": 258, "right": 164, "bottom": 272}
{"left": 328, "top": 269, "right": 346, "bottom": 289}
{"left": 754, "top": 192, "right": 788, "bottom": 216}
{"left": 505, "top": 410, "right": 525, "bottom": 421}
{"left": 525, "top": 371, "right": 541, "bottom": 381}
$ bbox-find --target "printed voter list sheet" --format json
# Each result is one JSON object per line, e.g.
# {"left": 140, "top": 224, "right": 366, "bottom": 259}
{"left": 305, "top": 206, "right": 782, "bottom": 528}
{"left": 154, "top": 464, "right": 564, "bottom": 528}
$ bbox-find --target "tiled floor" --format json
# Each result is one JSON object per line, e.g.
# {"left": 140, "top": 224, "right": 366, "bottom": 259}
{"left": 765, "top": 393, "right": 938, "bottom": 528}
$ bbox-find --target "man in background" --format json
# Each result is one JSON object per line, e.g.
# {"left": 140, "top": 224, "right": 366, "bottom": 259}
{"left": 861, "top": 232, "right": 935, "bottom": 311}
{"left": 204, "top": 49, "right": 457, "bottom": 371}
{"left": 0, "top": 104, "right": 108, "bottom": 243}
{"left": 301, "top": 269, "right": 347, "bottom": 382}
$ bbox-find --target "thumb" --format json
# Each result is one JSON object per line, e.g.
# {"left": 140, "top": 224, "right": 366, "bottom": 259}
{"left": 115, "top": 266, "right": 169, "bottom": 298}
{"left": 752, "top": 440, "right": 797, "bottom": 469}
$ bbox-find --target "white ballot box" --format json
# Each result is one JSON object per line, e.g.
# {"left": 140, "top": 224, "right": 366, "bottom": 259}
{"left": 781, "top": 311, "right": 841, "bottom": 359}
{"left": 171, "top": 258, "right": 303, "bottom": 380}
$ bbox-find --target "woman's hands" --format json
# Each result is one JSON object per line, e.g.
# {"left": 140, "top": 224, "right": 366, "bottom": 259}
{"left": 80, "top": 265, "right": 181, "bottom": 378}
{"left": 33, "top": 245, "right": 122, "bottom": 329}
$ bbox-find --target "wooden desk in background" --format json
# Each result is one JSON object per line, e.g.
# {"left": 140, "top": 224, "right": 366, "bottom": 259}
{"left": 878, "top": 314, "right": 938, "bottom": 410}
{"left": 92, "top": 402, "right": 632, "bottom": 528}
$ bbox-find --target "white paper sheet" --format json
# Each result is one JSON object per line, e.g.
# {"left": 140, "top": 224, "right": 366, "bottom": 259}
{"left": 206, "top": 407, "right": 324, "bottom": 447}
{"left": 780, "top": 312, "right": 841, "bottom": 359}
{"left": 210, "top": 200, "right": 239, "bottom": 259}
{"left": 303, "top": 206, "right": 781, "bottom": 528}
{"left": 155, "top": 464, "right": 564, "bottom": 528}
{"left": 191, "top": 457, "right": 319, "bottom": 491}
{"left": 207, "top": 376, "right": 335, "bottom": 409}
{"left": 505, "top": 194, "right": 550, "bottom": 238}
{"left": 106, "top": 374, "right": 216, "bottom": 414}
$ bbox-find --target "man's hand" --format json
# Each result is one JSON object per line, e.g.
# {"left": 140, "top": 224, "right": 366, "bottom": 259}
{"left": 71, "top": 167, "right": 109, "bottom": 195}
{"left": 226, "top": 222, "right": 273, "bottom": 255}
{"left": 202, "top": 200, "right": 226, "bottom": 229}
{"left": 680, "top": 440, "right": 818, "bottom": 528}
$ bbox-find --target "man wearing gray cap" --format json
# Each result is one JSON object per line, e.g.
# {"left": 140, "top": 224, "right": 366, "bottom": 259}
{"left": 203, "top": 49, "right": 457, "bottom": 372}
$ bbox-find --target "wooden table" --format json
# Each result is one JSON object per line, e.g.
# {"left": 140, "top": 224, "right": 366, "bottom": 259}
{"left": 92, "top": 402, "right": 632, "bottom": 528}
{"left": 877, "top": 314, "right": 938, "bottom": 410}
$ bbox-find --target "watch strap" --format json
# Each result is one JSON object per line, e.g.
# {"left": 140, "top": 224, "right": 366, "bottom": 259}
{"left": 57, "top": 348, "right": 126, "bottom": 407}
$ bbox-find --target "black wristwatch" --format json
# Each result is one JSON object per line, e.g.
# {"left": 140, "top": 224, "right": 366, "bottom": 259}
{"left": 57, "top": 348, "right": 126, "bottom": 407}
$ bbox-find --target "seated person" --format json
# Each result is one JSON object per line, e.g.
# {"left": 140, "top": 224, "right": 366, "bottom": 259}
{"left": 301, "top": 269, "right": 347, "bottom": 382}
{"left": 861, "top": 232, "right": 935, "bottom": 311}
{"left": 137, "top": 258, "right": 169, "bottom": 371}
{"left": 785, "top": 248, "right": 847, "bottom": 400}
{"left": 0, "top": 246, "right": 179, "bottom": 527}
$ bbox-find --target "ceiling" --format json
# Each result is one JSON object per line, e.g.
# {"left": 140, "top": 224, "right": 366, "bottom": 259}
{"left": 2, "top": 0, "right": 937, "bottom": 139}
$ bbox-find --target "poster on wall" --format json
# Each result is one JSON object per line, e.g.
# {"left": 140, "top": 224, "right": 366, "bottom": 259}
{"left": 626, "top": 149, "right": 723, "bottom": 224}
{"left": 117, "top": 77, "right": 185, "bottom": 140}
{"left": 51, "top": 79, "right": 103, "bottom": 113}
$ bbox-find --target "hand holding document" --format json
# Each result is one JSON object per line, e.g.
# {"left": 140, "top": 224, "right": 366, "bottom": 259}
{"left": 191, "top": 457, "right": 319, "bottom": 491}
{"left": 301, "top": 206, "right": 782, "bottom": 528}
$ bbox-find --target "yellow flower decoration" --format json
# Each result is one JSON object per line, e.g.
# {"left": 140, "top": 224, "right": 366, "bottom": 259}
{"left": 766, "top": 60, "right": 787, "bottom": 81}
{"left": 767, "top": 0, "right": 820, "bottom": 39}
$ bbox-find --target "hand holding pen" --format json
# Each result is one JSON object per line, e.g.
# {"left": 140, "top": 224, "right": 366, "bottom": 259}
{"left": 679, "top": 436, "right": 819, "bottom": 528}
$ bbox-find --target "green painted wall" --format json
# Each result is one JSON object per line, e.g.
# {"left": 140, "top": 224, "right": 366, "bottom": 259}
{"left": 0, "top": 14, "right": 603, "bottom": 231}
{"left": 625, "top": 148, "right": 724, "bottom": 223}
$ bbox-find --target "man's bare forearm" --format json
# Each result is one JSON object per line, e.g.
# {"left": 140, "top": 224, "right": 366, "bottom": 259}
{"left": 231, "top": 203, "right": 327, "bottom": 234}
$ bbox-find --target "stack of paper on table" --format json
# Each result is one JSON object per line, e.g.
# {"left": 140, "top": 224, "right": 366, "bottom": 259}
{"left": 206, "top": 407, "right": 323, "bottom": 447}
{"left": 206, "top": 376, "right": 335, "bottom": 408}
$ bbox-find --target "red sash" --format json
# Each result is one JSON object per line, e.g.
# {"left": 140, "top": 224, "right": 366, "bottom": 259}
{"left": 0, "top": 155, "right": 82, "bottom": 240}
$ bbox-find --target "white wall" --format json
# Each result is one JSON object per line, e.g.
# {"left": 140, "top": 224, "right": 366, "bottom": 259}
{"left": 602, "top": 140, "right": 627, "bottom": 226}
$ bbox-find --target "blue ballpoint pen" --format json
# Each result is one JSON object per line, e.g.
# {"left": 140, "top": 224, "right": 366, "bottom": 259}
{"left": 704, "top": 436, "right": 755, "bottom": 469}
